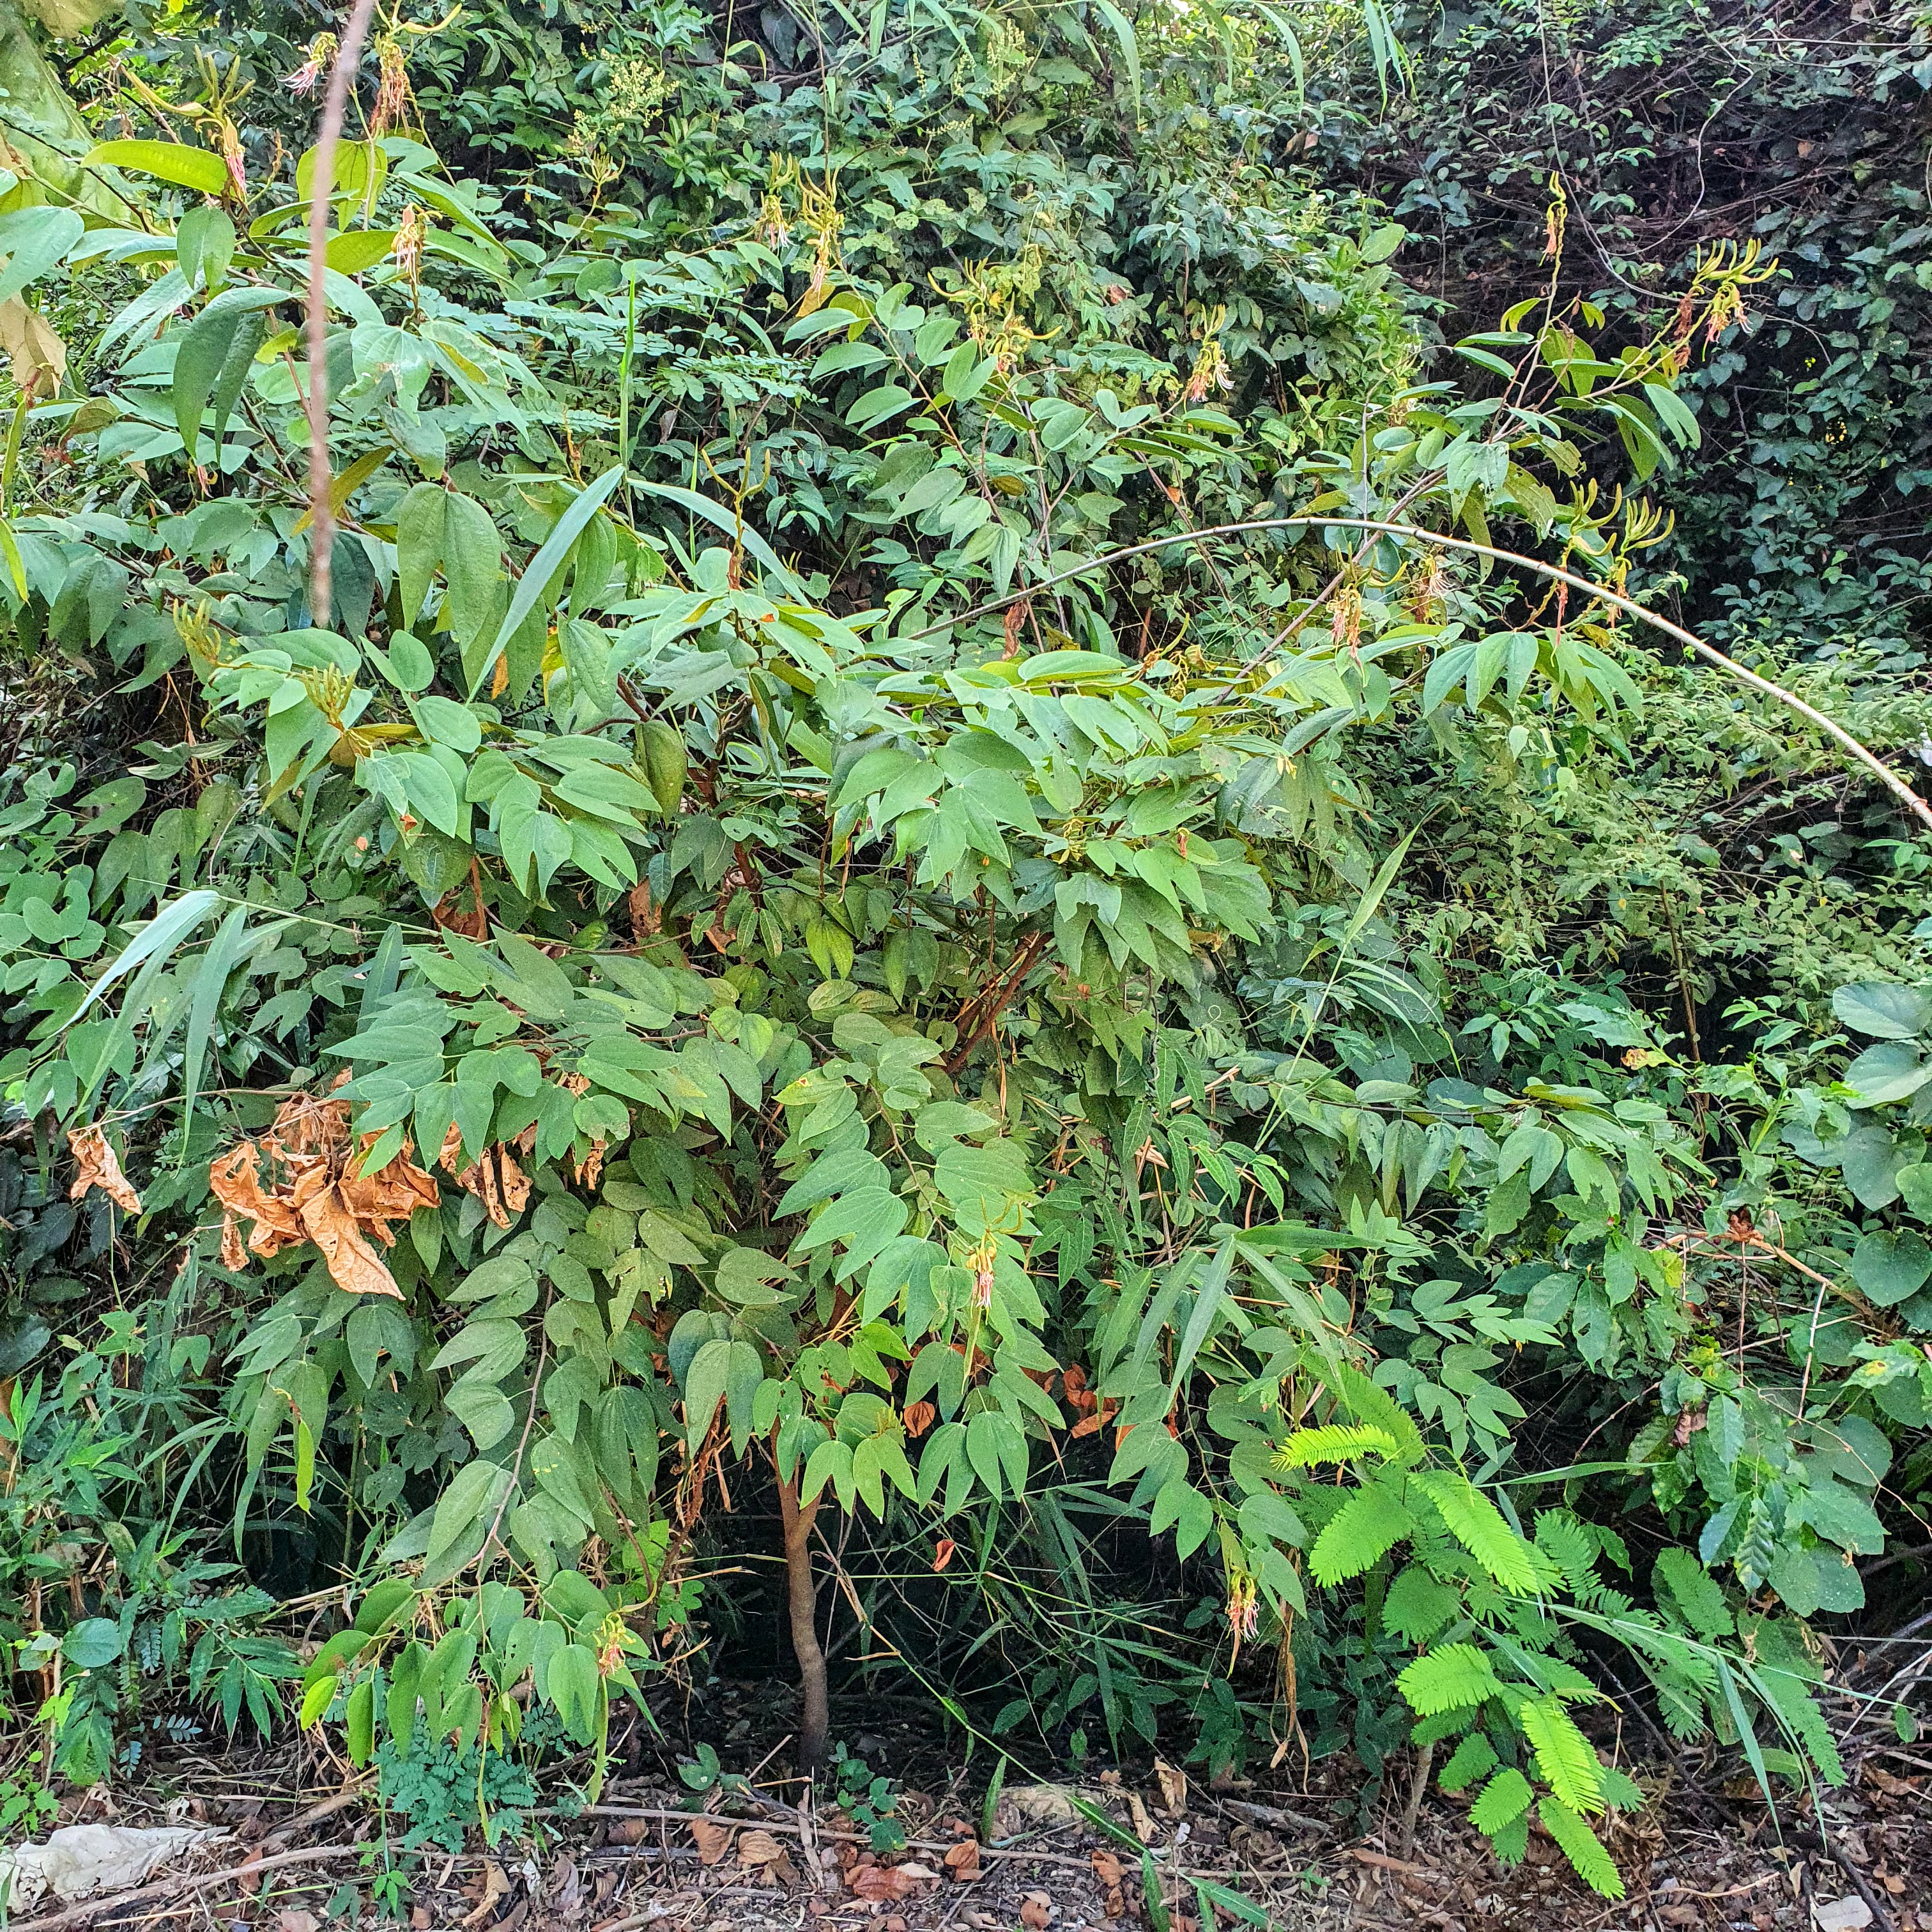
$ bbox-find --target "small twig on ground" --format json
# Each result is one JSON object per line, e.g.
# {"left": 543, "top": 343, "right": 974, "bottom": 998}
{"left": 1791, "top": 1830, "right": 1897, "bottom": 1932}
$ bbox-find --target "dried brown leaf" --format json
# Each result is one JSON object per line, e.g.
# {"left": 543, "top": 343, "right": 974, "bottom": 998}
{"left": 0, "top": 298, "right": 65, "bottom": 394}
{"left": 942, "top": 1841, "right": 981, "bottom": 1883}
{"left": 689, "top": 1819, "right": 733, "bottom": 1866}
{"left": 295, "top": 1173, "right": 403, "bottom": 1298}
{"left": 848, "top": 1866, "right": 915, "bottom": 1903}
{"left": 209, "top": 1142, "right": 305, "bottom": 1256}
{"left": 67, "top": 1125, "right": 142, "bottom": 1215}
{"left": 338, "top": 1142, "right": 440, "bottom": 1242}
{"left": 459, "top": 1859, "right": 510, "bottom": 1928}
{"left": 454, "top": 1145, "right": 530, "bottom": 1230}
{"left": 265, "top": 1082, "right": 352, "bottom": 1160}
{"left": 1154, "top": 1758, "right": 1188, "bottom": 1815}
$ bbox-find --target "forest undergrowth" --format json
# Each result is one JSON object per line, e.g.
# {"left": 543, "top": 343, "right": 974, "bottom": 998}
{"left": 0, "top": 0, "right": 1929, "bottom": 1915}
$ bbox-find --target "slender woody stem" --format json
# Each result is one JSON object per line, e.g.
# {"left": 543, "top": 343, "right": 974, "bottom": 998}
{"left": 900, "top": 516, "right": 1932, "bottom": 834}
{"left": 305, "top": 0, "right": 381, "bottom": 630}
{"left": 777, "top": 1469, "right": 829, "bottom": 1776}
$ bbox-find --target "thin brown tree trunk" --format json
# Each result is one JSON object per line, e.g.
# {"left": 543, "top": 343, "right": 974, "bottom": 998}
{"left": 777, "top": 1471, "right": 829, "bottom": 1777}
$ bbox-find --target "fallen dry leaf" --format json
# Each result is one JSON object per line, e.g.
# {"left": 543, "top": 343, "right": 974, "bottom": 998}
{"left": 1019, "top": 1890, "right": 1054, "bottom": 1929}
{"left": 735, "top": 1828, "right": 795, "bottom": 1887}
{"left": 942, "top": 1839, "right": 981, "bottom": 1883}
{"left": 220, "top": 1211, "right": 246, "bottom": 1271}
{"left": 1127, "top": 1791, "right": 1155, "bottom": 1843}
{"left": 933, "top": 1537, "right": 956, "bottom": 1572}
{"left": 544, "top": 1851, "right": 580, "bottom": 1920}
{"left": 848, "top": 1865, "right": 916, "bottom": 1903}
{"left": 1813, "top": 1899, "right": 1873, "bottom": 1932}
{"left": 1091, "top": 1849, "right": 1125, "bottom": 1918}
{"left": 273, "top": 1911, "right": 321, "bottom": 1932}
{"left": 459, "top": 1858, "right": 510, "bottom": 1928}
{"left": 1004, "top": 1785, "right": 1077, "bottom": 1829}
{"left": 689, "top": 1818, "right": 733, "bottom": 1866}
{"left": 1154, "top": 1757, "right": 1188, "bottom": 1815}
{"left": 68, "top": 1126, "right": 142, "bottom": 1215}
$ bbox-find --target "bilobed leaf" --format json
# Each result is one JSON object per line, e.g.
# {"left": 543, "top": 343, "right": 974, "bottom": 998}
{"left": 683, "top": 1335, "right": 732, "bottom": 1450}
{"left": 326, "top": 229, "right": 396, "bottom": 275}
{"left": 429, "top": 1458, "right": 509, "bottom": 1563}
{"left": 1832, "top": 981, "right": 1931, "bottom": 1041}
{"left": 346, "top": 1677, "right": 376, "bottom": 1764}
{"left": 793, "top": 1187, "right": 908, "bottom": 1256}
{"left": 395, "top": 482, "right": 448, "bottom": 630}
{"left": 1850, "top": 1229, "right": 1932, "bottom": 1306}
{"left": 441, "top": 490, "right": 504, "bottom": 646}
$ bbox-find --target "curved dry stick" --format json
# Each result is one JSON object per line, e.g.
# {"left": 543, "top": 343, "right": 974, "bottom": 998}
{"left": 305, "top": 0, "right": 381, "bottom": 630}
{"left": 899, "top": 515, "right": 1932, "bottom": 834}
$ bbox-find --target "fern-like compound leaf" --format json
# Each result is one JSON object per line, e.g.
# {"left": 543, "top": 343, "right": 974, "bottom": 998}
{"left": 1412, "top": 1471, "right": 1539, "bottom": 1593}
{"left": 1397, "top": 1641, "right": 1499, "bottom": 1716}
{"left": 1521, "top": 1693, "right": 1605, "bottom": 1813}
{"left": 1307, "top": 1478, "right": 1413, "bottom": 1587}
{"left": 1274, "top": 1422, "right": 1399, "bottom": 1469}
{"left": 1538, "top": 1797, "right": 1625, "bottom": 1899}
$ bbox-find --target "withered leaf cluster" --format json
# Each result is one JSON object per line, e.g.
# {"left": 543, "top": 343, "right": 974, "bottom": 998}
{"left": 209, "top": 1079, "right": 438, "bottom": 1300}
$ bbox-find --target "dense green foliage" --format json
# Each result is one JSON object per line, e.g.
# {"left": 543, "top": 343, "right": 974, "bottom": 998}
{"left": 1, "top": 0, "right": 1929, "bottom": 1901}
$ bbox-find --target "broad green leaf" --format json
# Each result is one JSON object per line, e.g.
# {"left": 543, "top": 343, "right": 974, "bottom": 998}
{"left": 474, "top": 468, "right": 622, "bottom": 696}
{"left": 86, "top": 140, "right": 230, "bottom": 197}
